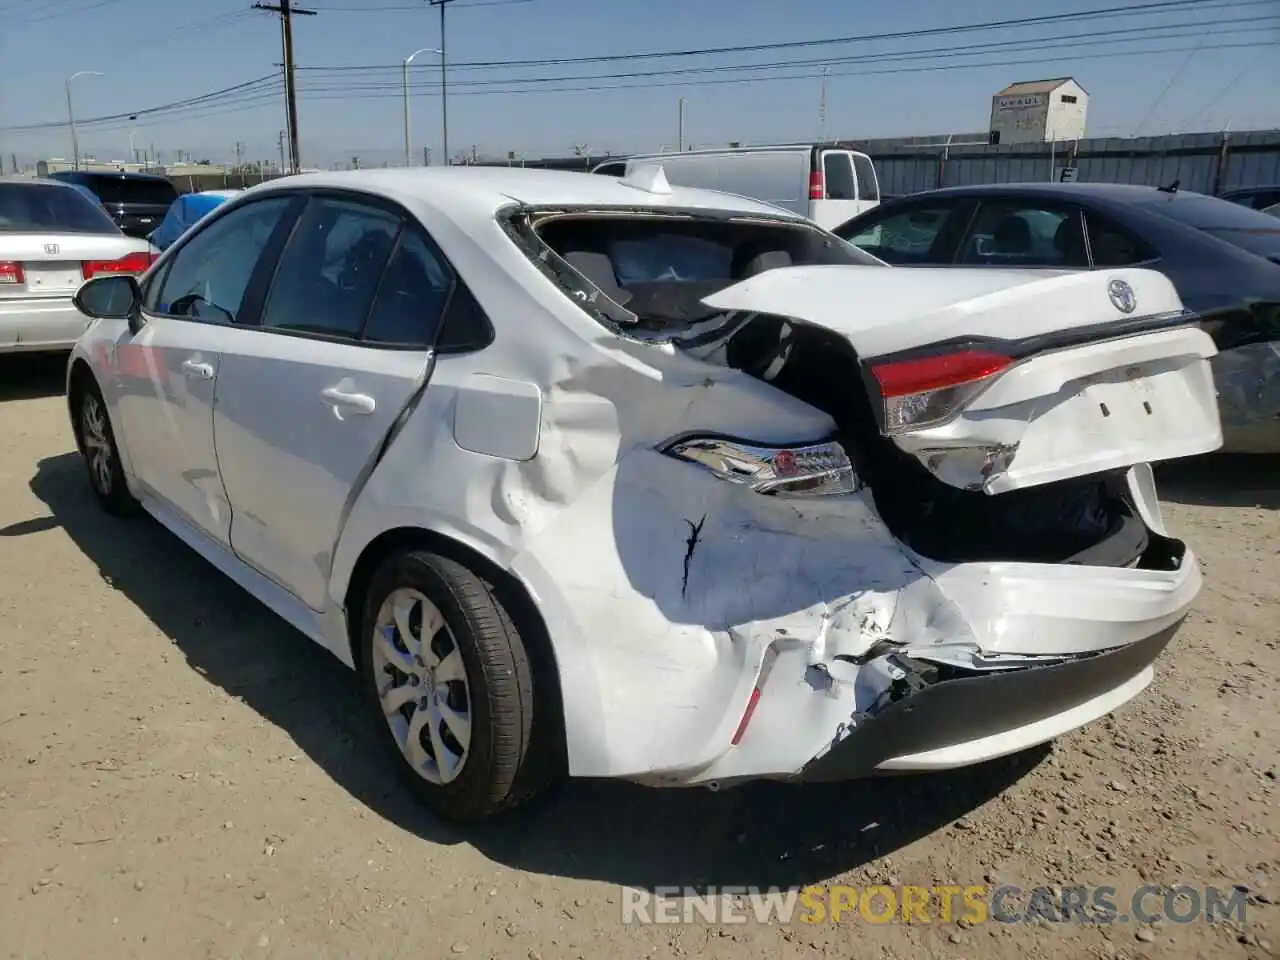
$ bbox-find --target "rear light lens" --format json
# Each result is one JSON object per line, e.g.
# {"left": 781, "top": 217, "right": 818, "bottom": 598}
{"left": 0, "top": 261, "right": 24, "bottom": 284}
{"left": 868, "top": 350, "right": 1013, "bottom": 435}
{"left": 82, "top": 251, "right": 152, "bottom": 280}
{"left": 808, "top": 169, "right": 824, "bottom": 200}
{"left": 662, "top": 435, "right": 859, "bottom": 497}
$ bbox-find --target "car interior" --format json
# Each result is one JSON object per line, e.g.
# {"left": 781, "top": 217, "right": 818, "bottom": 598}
{"left": 535, "top": 215, "right": 861, "bottom": 328}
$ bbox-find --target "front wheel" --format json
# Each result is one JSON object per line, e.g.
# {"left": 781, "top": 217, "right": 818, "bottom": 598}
{"left": 76, "top": 379, "right": 139, "bottom": 516}
{"left": 359, "top": 549, "right": 548, "bottom": 822}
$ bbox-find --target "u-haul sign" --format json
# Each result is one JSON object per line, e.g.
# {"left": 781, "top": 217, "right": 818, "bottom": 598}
{"left": 996, "top": 94, "right": 1045, "bottom": 110}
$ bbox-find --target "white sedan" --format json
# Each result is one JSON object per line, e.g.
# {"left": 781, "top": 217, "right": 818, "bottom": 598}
{"left": 65, "top": 165, "right": 1222, "bottom": 822}
{"left": 1, "top": 177, "right": 156, "bottom": 354}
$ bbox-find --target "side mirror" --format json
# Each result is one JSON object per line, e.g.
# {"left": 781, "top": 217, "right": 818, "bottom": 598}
{"left": 73, "top": 274, "right": 143, "bottom": 330}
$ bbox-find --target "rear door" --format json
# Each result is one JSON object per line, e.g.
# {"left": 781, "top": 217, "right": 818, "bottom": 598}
{"left": 211, "top": 191, "right": 447, "bottom": 610}
{"left": 812, "top": 150, "right": 877, "bottom": 229}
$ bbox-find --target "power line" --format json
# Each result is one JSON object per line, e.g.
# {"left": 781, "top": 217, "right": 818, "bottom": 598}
{"left": 2, "top": 2, "right": 1274, "bottom": 137}
{"left": 295, "top": 16, "right": 1280, "bottom": 92}
{"left": 307, "top": 0, "right": 532, "bottom": 9}
{"left": 291, "top": 0, "right": 1263, "bottom": 71}
{"left": 253, "top": 0, "right": 317, "bottom": 173}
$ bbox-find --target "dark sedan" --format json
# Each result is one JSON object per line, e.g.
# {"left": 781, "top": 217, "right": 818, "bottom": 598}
{"left": 832, "top": 182, "right": 1280, "bottom": 454}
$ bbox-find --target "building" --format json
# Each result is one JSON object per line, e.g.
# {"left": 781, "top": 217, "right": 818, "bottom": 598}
{"left": 989, "top": 78, "right": 1088, "bottom": 145}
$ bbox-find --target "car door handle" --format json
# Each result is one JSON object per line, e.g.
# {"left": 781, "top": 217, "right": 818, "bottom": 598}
{"left": 181, "top": 359, "right": 214, "bottom": 380}
{"left": 321, "top": 386, "right": 376, "bottom": 415}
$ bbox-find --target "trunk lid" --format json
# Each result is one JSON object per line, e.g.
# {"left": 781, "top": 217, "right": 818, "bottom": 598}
{"left": 701, "top": 264, "right": 1223, "bottom": 493}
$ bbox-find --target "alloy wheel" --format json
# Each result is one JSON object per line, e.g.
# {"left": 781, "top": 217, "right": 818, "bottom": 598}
{"left": 81, "top": 394, "right": 113, "bottom": 496}
{"left": 371, "top": 587, "right": 473, "bottom": 785}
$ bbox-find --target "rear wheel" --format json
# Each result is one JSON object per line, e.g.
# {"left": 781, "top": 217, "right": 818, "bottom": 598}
{"left": 358, "top": 549, "right": 547, "bottom": 822}
{"left": 75, "top": 379, "right": 139, "bottom": 516}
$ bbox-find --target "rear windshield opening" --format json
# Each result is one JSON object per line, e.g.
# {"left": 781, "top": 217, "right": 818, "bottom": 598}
{"left": 522, "top": 210, "right": 881, "bottom": 330}
{"left": 81, "top": 177, "right": 178, "bottom": 207}
{"left": 0, "top": 183, "right": 122, "bottom": 235}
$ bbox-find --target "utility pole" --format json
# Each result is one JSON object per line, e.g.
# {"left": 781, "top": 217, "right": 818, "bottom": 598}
{"left": 235, "top": 141, "right": 244, "bottom": 170}
{"left": 678, "top": 98, "right": 687, "bottom": 152}
{"left": 819, "top": 65, "right": 830, "bottom": 142}
{"left": 254, "top": 0, "right": 316, "bottom": 173}
{"left": 429, "top": 0, "right": 456, "bottom": 165}
{"left": 278, "top": 129, "right": 286, "bottom": 174}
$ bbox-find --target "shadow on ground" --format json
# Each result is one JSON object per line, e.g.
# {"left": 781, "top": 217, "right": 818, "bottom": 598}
{"left": 0, "top": 353, "right": 69, "bottom": 403}
{"left": 1157, "top": 453, "right": 1280, "bottom": 510}
{"left": 22, "top": 451, "right": 1046, "bottom": 890}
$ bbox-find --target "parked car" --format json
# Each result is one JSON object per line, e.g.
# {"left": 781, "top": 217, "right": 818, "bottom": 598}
{"left": 0, "top": 177, "right": 155, "bottom": 355}
{"left": 148, "top": 189, "right": 241, "bottom": 251}
{"left": 1219, "top": 184, "right": 1280, "bottom": 211}
{"left": 832, "top": 182, "right": 1280, "bottom": 454}
{"left": 66, "top": 165, "right": 1219, "bottom": 822}
{"left": 48, "top": 170, "right": 179, "bottom": 238}
{"left": 591, "top": 145, "right": 880, "bottom": 229}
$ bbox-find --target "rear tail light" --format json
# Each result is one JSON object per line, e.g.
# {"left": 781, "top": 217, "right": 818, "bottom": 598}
{"left": 0, "top": 261, "right": 23, "bottom": 284}
{"left": 82, "top": 251, "right": 152, "bottom": 280}
{"left": 662, "top": 435, "right": 859, "bottom": 497}
{"left": 868, "top": 349, "right": 1013, "bottom": 435}
{"left": 808, "top": 169, "right": 824, "bottom": 200}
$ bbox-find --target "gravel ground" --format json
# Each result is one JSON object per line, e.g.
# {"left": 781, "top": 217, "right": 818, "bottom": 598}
{"left": 1, "top": 352, "right": 1277, "bottom": 960}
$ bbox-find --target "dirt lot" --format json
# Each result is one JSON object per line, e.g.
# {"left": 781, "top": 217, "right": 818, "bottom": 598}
{"left": 1, "top": 352, "right": 1277, "bottom": 960}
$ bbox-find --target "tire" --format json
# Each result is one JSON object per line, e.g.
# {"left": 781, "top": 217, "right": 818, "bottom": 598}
{"left": 75, "top": 377, "right": 140, "bottom": 517}
{"left": 358, "top": 549, "right": 548, "bottom": 822}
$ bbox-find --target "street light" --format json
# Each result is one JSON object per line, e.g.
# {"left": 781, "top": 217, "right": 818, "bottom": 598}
{"left": 403, "top": 47, "right": 442, "bottom": 167}
{"left": 65, "top": 70, "right": 104, "bottom": 172}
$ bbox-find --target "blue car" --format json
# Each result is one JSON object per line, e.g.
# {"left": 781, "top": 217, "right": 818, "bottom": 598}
{"left": 148, "top": 189, "right": 241, "bottom": 251}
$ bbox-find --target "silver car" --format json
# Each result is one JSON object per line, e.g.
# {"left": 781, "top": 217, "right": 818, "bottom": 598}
{"left": 0, "top": 177, "right": 155, "bottom": 354}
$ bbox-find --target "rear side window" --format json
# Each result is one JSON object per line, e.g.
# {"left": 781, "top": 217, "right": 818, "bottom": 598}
{"left": 1084, "top": 213, "right": 1158, "bottom": 266}
{"left": 958, "top": 201, "right": 1088, "bottom": 268}
{"left": 851, "top": 154, "right": 880, "bottom": 202}
{"left": 822, "top": 153, "right": 856, "bottom": 200}
{"left": 593, "top": 162, "right": 627, "bottom": 176}
{"left": 839, "top": 203, "right": 960, "bottom": 265}
{"left": 0, "top": 183, "right": 120, "bottom": 234}
{"left": 82, "top": 176, "right": 178, "bottom": 206}
{"left": 261, "top": 197, "right": 400, "bottom": 338}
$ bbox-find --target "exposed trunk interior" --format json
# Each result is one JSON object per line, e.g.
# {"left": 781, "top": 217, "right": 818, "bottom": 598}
{"left": 724, "top": 316, "right": 1161, "bottom": 569}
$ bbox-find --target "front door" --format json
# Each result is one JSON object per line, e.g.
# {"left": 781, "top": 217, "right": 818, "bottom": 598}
{"left": 115, "top": 194, "right": 297, "bottom": 545}
{"left": 211, "top": 194, "right": 447, "bottom": 610}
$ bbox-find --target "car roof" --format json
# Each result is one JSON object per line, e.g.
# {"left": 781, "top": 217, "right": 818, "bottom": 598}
{"left": 247, "top": 166, "right": 810, "bottom": 221}
{"left": 51, "top": 170, "right": 173, "bottom": 183}
{"left": 1, "top": 175, "right": 77, "bottom": 188}
{"left": 902, "top": 182, "right": 1219, "bottom": 204}
{"left": 1220, "top": 184, "right": 1280, "bottom": 195}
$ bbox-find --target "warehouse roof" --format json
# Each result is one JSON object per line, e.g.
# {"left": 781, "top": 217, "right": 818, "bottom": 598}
{"left": 996, "top": 77, "right": 1086, "bottom": 96}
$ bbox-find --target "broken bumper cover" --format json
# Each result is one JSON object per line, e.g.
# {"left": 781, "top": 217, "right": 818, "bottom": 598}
{"left": 795, "top": 620, "right": 1179, "bottom": 782}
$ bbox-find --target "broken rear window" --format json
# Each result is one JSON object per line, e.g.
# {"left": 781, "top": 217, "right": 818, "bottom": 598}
{"left": 509, "top": 208, "right": 882, "bottom": 332}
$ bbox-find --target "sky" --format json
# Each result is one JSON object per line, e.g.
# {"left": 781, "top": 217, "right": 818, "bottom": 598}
{"left": 0, "top": 0, "right": 1277, "bottom": 169}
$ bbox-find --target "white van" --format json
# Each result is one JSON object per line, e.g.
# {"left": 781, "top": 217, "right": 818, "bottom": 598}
{"left": 591, "top": 145, "right": 880, "bottom": 230}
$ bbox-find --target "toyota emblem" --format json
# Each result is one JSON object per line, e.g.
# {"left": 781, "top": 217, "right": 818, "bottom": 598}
{"left": 44, "top": 243, "right": 59, "bottom": 255}
{"left": 1107, "top": 277, "right": 1137, "bottom": 314}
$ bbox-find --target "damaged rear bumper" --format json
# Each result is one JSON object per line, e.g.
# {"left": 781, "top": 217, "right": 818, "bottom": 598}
{"left": 795, "top": 620, "right": 1179, "bottom": 782}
